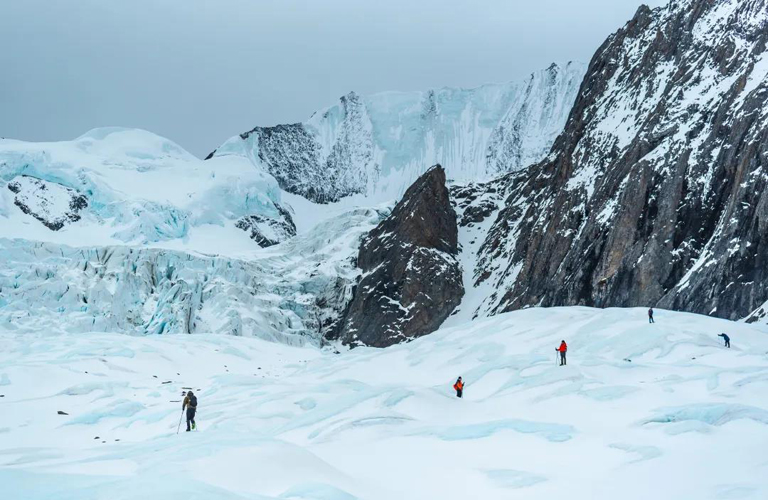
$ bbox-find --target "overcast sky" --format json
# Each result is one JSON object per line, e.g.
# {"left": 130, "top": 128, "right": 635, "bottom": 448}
{"left": 0, "top": 0, "right": 665, "bottom": 157}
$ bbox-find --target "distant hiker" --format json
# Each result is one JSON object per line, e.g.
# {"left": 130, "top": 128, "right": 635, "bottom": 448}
{"left": 648, "top": 308, "right": 655, "bottom": 324}
{"left": 718, "top": 333, "right": 731, "bottom": 348}
{"left": 556, "top": 340, "right": 568, "bottom": 366}
{"left": 453, "top": 377, "right": 464, "bottom": 398}
{"left": 183, "top": 390, "right": 197, "bottom": 432}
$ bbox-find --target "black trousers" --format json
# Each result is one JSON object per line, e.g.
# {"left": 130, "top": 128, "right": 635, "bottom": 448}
{"left": 186, "top": 408, "right": 196, "bottom": 431}
{"left": 725, "top": 340, "right": 730, "bottom": 348}
{"left": 560, "top": 352, "right": 567, "bottom": 365}
{"left": 456, "top": 389, "right": 463, "bottom": 398}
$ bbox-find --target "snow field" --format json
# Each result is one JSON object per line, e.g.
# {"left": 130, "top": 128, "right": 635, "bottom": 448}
{"left": 2, "top": 306, "right": 768, "bottom": 499}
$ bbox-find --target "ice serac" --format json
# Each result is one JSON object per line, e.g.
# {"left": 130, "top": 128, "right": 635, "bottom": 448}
{"left": 0, "top": 206, "right": 383, "bottom": 344}
{"left": 334, "top": 165, "right": 464, "bottom": 347}
{"left": 477, "top": 0, "right": 768, "bottom": 322}
{"left": 208, "top": 62, "right": 585, "bottom": 203}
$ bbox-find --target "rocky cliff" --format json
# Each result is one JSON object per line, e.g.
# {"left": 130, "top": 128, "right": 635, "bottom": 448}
{"left": 475, "top": 0, "right": 768, "bottom": 322}
{"left": 334, "top": 165, "right": 463, "bottom": 347}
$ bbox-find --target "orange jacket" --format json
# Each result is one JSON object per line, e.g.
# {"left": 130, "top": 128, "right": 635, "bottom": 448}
{"left": 453, "top": 380, "right": 464, "bottom": 391}
{"left": 558, "top": 342, "right": 568, "bottom": 352}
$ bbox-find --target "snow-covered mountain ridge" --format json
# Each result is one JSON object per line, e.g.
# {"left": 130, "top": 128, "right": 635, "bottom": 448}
{"left": 468, "top": 0, "right": 768, "bottom": 324}
{"left": 208, "top": 62, "right": 586, "bottom": 203}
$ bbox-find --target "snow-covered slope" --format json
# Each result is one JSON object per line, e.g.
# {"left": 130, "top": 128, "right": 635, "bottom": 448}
{"left": 0, "top": 127, "right": 293, "bottom": 251}
{"left": 3, "top": 307, "right": 767, "bottom": 499}
{"left": 209, "top": 62, "right": 586, "bottom": 203}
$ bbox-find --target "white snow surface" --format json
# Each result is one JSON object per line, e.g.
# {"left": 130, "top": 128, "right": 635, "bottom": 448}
{"left": 2, "top": 307, "right": 767, "bottom": 499}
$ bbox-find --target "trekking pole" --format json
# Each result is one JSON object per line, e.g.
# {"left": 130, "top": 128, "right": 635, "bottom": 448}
{"left": 176, "top": 408, "right": 184, "bottom": 434}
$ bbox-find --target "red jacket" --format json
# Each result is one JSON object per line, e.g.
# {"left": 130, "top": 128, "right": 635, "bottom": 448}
{"left": 558, "top": 342, "right": 568, "bottom": 352}
{"left": 454, "top": 380, "right": 464, "bottom": 391}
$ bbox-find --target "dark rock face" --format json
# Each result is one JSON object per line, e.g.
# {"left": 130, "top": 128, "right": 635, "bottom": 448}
{"left": 334, "top": 165, "right": 464, "bottom": 347}
{"left": 207, "top": 92, "right": 374, "bottom": 204}
{"left": 477, "top": 0, "right": 768, "bottom": 322}
{"left": 235, "top": 204, "right": 297, "bottom": 247}
{"left": 450, "top": 177, "right": 510, "bottom": 228}
{"left": 7, "top": 175, "right": 88, "bottom": 230}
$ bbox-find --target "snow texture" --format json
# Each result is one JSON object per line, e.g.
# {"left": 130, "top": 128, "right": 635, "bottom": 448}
{"left": 2, "top": 307, "right": 767, "bottom": 499}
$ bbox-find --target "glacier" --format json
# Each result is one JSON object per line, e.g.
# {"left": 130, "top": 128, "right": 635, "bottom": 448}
{"left": 209, "top": 62, "right": 586, "bottom": 203}
{"left": 2, "top": 307, "right": 767, "bottom": 499}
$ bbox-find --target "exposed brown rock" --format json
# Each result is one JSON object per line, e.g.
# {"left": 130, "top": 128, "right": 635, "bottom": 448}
{"left": 334, "top": 165, "right": 464, "bottom": 347}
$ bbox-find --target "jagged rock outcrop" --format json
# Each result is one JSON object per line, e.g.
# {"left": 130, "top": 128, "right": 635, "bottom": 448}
{"left": 334, "top": 165, "right": 463, "bottom": 347}
{"left": 7, "top": 176, "right": 88, "bottom": 230}
{"left": 476, "top": 0, "right": 768, "bottom": 322}
{"left": 207, "top": 63, "right": 585, "bottom": 203}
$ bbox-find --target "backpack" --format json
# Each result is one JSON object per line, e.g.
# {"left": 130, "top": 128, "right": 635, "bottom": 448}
{"left": 188, "top": 394, "right": 198, "bottom": 409}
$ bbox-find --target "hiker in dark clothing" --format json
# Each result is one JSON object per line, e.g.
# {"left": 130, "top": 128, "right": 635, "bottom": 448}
{"left": 183, "top": 390, "right": 197, "bottom": 431}
{"left": 718, "top": 333, "right": 731, "bottom": 348}
{"left": 648, "top": 308, "right": 655, "bottom": 324}
{"left": 453, "top": 377, "right": 464, "bottom": 398}
{"left": 557, "top": 341, "right": 568, "bottom": 366}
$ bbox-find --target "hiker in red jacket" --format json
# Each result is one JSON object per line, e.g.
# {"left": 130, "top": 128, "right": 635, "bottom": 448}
{"left": 556, "top": 341, "right": 568, "bottom": 366}
{"left": 453, "top": 377, "right": 464, "bottom": 398}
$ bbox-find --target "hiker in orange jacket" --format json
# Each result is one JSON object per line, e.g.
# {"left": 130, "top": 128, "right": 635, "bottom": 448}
{"left": 556, "top": 340, "right": 568, "bottom": 366}
{"left": 453, "top": 377, "right": 464, "bottom": 398}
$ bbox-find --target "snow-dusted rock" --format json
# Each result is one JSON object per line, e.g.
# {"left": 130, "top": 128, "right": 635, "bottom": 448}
{"left": 476, "top": 0, "right": 768, "bottom": 323}
{"left": 334, "top": 165, "right": 463, "bottom": 347}
{"left": 6, "top": 175, "right": 88, "bottom": 230}
{"left": 235, "top": 204, "right": 296, "bottom": 247}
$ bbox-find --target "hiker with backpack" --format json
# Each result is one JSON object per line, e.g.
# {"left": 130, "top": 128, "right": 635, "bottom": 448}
{"left": 183, "top": 390, "right": 198, "bottom": 431}
{"left": 648, "top": 308, "right": 655, "bottom": 323}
